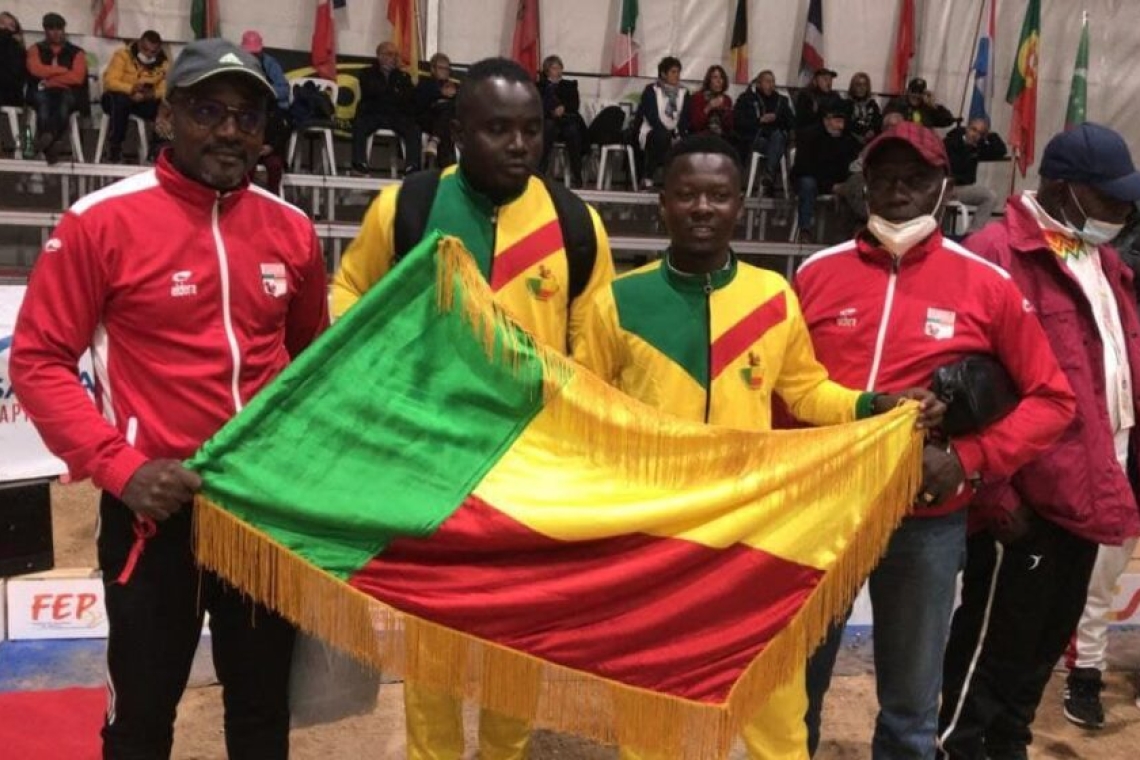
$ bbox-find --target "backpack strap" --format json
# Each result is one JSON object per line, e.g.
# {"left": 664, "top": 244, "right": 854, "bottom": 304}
{"left": 539, "top": 175, "right": 598, "bottom": 303}
{"left": 393, "top": 169, "right": 442, "bottom": 263}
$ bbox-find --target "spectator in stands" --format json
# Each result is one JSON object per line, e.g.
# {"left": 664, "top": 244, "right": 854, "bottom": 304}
{"left": 12, "top": 39, "right": 328, "bottom": 760}
{"left": 791, "top": 98, "right": 860, "bottom": 243}
{"left": 690, "top": 64, "right": 733, "bottom": 138}
{"left": 241, "top": 30, "right": 290, "bottom": 194}
{"left": 844, "top": 71, "right": 882, "bottom": 145}
{"left": 0, "top": 12, "right": 26, "bottom": 108}
{"left": 798, "top": 122, "right": 1075, "bottom": 760}
{"left": 332, "top": 56, "right": 615, "bottom": 760}
{"left": 573, "top": 133, "right": 944, "bottom": 760}
{"left": 538, "top": 54, "right": 587, "bottom": 187}
{"left": 939, "top": 123, "right": 1140, "bottom": 760}
{"left": 733, "top": 69, "right": 793, "bottom": 195}
{"left": 795, "top": 67, "right": 836, "bottom": 129}
{"left": 351, "top": 40, "right": 421, "bottom": 176}
{"left": 100, "top": 30, "right": 167, "bottom": 163}
{"left": 636, "top": 56, "right": 690, "bottom": 189}
{"left": 25, "top": 12, "right": 86, "bottom": 164}
{"left": 887, "top": 77, "right": 955, "bottom": 128}
{"left": 944, "top": 117, "right": 1007, "bottom": 232}
{"left": 414, "top": 52, "right": 456, "bottom": 167}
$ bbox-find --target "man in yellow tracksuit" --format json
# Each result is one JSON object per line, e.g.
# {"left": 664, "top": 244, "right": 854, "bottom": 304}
{"left": 100, "top": 30, "right": 168, "bottom": 162}
{"left": 333, "top": 57, "right": 615, "bottom": 760}
{"left": 573, "top": 134, "right": 939, "bottom": 759}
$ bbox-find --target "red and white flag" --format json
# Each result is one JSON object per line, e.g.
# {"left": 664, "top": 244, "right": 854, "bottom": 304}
{"left": 92, "top": 0, "right": 117, "bottom": 38}
{"left": 798, "top": 0, "right": 824, "bottom": 86}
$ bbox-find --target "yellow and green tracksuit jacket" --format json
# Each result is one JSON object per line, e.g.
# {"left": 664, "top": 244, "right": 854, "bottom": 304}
{"left": 573, "top": 255, "right": 875, "bottom": 430}
{"left": 332, "top": 165, "right": 615, "bottom": 355}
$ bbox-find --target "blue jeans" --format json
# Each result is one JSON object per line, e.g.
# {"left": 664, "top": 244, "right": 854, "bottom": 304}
{"left": 752, "top": 129, "right": 788, "bottom": 178}
{"left": 33, "top": 87, "right": 76, "bottom": 140}
{"left": 869, "top": 511, "right": 967, "bottom": 760}
{"left": 796, "top": 175, "right": 819, "bottom": 232}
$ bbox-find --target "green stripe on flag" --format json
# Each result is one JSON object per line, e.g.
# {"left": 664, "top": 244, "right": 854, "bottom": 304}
{"left": 187, "top": 232, "right": 548, "bottom": 579}
{"left": 1065, "top": 14, "right": 1089, "bottom": 129}
{"left": 1006, "top": 0, "right": 1040, "bottom": 103}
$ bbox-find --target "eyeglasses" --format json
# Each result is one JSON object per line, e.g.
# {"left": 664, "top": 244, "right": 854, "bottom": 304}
{"left": 182, "top": 98, "right": 266, "bottom": 135}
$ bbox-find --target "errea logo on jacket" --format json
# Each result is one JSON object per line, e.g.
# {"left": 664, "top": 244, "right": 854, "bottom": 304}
{"left": 170, "top": 271, "right": 197, "bottom": 298}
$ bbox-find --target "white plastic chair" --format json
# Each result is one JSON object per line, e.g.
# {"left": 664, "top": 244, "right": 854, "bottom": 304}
{"left": 94, "top": 113, "right": 149, "bottom": 164}
{"left": 2, "top": 105, "right": 27, "bottom": 158}
{"left": 18, "top": 111, "right": 85, "bottom": 162}
{"left": 364, "top": 129, "right": 405, "bottom": 177}
{"left": 745, "top": 149, "right": 791, "bottom": 200}
{"left": 596, "top": 144, "right": 638, "bottom": 190}
{"left": 286, "top": 77, "right": 339, "bottom": 176}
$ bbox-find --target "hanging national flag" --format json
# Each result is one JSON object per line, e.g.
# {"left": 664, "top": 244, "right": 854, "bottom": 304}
{"left": 188, "top": 232, "right": 923, "bottom": 759}
{"left": 1006, "top": 0, "right": 1040, "bottom": 176}
{"left": 388, "top": 0, "right": 421, "bottom": 76}
{"left": 311, "top": 0, "right": 337, "bottom": 81}
{"left": 1065, "top": 11, "right": 1089, "bottom": 129}
{"left": 510, "top": 0, "right": 540, "bottom": 76}
{"left": 888, "top": 0, "right": 915, "bottom": 94}
{"left": 968, "top": 0, "right": 996, "bottom": 123}
{"left": 798, "top": 0, "right": 825, "bottom": 86}
{"left": 729, "top": 0, "right": 749, "bottom": 85}
{"left": 611, "top": 0, "right": 639, "bottom": 77}
{"left": 190, "top": 0, "right": 220, "bottom": 40}
{"left": 92, "top": 0, "right": 117, "bottom": 38}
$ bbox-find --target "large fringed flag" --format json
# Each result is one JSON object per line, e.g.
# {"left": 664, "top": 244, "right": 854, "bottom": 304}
{"left": 968, "top": 0, "right": 996, "bottom": 123}
{"left": 190, "top": 0, "right": 220, "bottom": 40}
{"left": 1006, "top": 0, "right": 1040, "bottom": 176}
{"left": 729, "top": 0, "right": 748, "bottom": 85}
{"left": 91, "top": 0, "right": 117, "bottom": 38}
{"left": 611, "top": 0, "right": 639, "bottom": 76}
{"left": 388, "top": 0, "right": 420, "bottom": 77}
{"left": 888, "top": 0, "right": 916, "bottom": 94}
{"left": 798, "top": 0, "right": 824, "bottom": 86}
{"left": 511, "top": 0, "right": 540, "bottom": 76}
{"left": 187, "top": 233, "right": 923, "bottom": 757}
{"left": 1065, "top": 11, "right": 1089, "bottom": 129}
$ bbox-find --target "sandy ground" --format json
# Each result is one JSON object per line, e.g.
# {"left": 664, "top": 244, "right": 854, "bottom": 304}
{"left": 48, "top": 482, "right": 1140, "bottom": 758}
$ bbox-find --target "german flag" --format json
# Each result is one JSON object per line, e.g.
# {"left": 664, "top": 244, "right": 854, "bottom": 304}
{"left": 729, "top": 0, "right": 749, "bottom": 85}
{"left": 189, "top": 232, "right": 922, "bottom": 756}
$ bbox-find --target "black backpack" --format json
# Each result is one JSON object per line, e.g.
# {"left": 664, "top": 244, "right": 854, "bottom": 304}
{"left": 289, "top": 81, "right": 335, "bottom": 129}
{"left": 393, "top": 169, "right": 598, "bottom": 303}
{"left": 588, "top": 105, "right": 627, "bottom": 148}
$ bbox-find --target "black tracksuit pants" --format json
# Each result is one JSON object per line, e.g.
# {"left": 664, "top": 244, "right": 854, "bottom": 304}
{"left": 937, "top": 517, "right": 1097, "bottom": 760}
{"left": 98, "top": 493, "right": 295, "bottom": 759}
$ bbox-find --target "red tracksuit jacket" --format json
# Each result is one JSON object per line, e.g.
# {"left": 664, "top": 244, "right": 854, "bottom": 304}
{"left": 10, "top": 154, "right": 329, "bottom": 498}
{"left": 793, "top": 231, "right": 1076, "bottom": 516}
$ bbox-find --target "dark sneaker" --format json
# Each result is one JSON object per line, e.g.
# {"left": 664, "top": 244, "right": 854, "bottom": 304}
{"left": 1063, "top": 667, "right": 1105, "bottom": 729}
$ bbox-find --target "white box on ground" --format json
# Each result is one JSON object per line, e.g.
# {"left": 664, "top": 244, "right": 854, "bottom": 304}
{"left": 5, "top": 568, "right": 107, "bottom": 640}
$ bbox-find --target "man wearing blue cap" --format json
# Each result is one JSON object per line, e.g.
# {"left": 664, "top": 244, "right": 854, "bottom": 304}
{"left": 938, "top": 123, "right": 1140, "bottom": 760}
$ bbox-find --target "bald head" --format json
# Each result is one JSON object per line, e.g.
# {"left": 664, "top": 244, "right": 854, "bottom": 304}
{"left": 377, "top": 41, "right": 399, "bottom": 70}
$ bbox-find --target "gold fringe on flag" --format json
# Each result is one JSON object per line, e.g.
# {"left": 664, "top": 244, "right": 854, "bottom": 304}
{"left": 193, "top": 235, "right": 924, "bottom": 758}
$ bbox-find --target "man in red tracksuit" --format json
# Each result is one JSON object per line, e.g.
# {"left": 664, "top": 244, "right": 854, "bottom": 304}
{"left": 794, "top": 123, "right": 1075, "bottom": 760}
{"left": 938, "top": 124, "right": 1140, "bottom": 760}
{"left": 10, "top": 39, "right": 328, "bottom": 759}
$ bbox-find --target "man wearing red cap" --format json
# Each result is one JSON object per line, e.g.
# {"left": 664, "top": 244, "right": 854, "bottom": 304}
{"left": 937, "top": 123, "right": 1140, "bottom": 760}
{"left": 793, "top": 122, "right": 1076, "bottom": 759}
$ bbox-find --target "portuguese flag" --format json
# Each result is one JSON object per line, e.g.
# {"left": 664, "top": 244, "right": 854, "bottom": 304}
{"left": 1006, "top": 0, "right": 1041, "bottom": 176}
{"left": 188, "top": 233, "right": 922, "bottom": 755}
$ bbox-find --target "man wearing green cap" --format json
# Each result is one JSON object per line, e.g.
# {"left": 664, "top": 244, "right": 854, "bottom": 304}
{"left": 11, "top": 38, "right": 329, "bottom": 758}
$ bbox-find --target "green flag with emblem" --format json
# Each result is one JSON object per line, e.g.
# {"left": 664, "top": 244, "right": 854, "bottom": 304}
{"left": 1065, "top": 12, "right": 1089, "bottom": 129}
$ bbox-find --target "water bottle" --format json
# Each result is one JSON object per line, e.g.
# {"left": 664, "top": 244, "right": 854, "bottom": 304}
{"left": 21, "top": 124, "right": 35, "bottom": 160}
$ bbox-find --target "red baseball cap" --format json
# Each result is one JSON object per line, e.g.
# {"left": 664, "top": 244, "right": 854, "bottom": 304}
{"left": 863, "top": 122, "right": 950, "bottom": 172}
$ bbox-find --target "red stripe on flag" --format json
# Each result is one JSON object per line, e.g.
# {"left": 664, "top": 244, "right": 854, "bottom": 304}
{"left": 489, "top": 220, "right": 564, "bottom": 292}
{"left": 349, "top": 496, "right": 822, "bottom": 703}
{"left": 709, "top": 292, "right": 787, "bottom": 380}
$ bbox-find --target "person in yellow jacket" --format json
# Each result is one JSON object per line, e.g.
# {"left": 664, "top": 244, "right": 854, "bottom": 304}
{"left": 101, "top": 30, "right": 168, "bottom": 162}
{"left": 333, "top": 57, "right": 615, "bottom": 760}
{"left": 572, "top": 134, "right": 942, "bottom": 760}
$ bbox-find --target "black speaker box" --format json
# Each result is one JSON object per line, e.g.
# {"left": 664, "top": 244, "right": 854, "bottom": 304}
{"left": 0, "top": 480, "right": 55, "bottom": 577}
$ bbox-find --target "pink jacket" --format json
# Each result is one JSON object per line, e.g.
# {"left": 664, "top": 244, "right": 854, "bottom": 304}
{"left": 964, "top": 196, "right": 1140, "bottom": 545}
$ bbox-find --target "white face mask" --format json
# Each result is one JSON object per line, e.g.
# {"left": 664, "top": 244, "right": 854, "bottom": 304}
{"left": 137, "top": 53, "right": 156, "bottom": 65}
{"left": 1066, "top": 185, "right": 1125, "bottom": 246}
{"left": 866, "top": 178, "right": 948, "bottom": 256}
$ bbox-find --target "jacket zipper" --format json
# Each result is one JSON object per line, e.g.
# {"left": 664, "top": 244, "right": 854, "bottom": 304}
{"left": 704, "top": 273, "right": 713, "bottom": 423}
{"left": 487, "top": 209, "right": 499, "bottom": 282}
{"left": 211, "top": 198, "right": 244, "bottom": 413}
{"left": 866, "top": 257, "right": 900, "bottom": 392}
